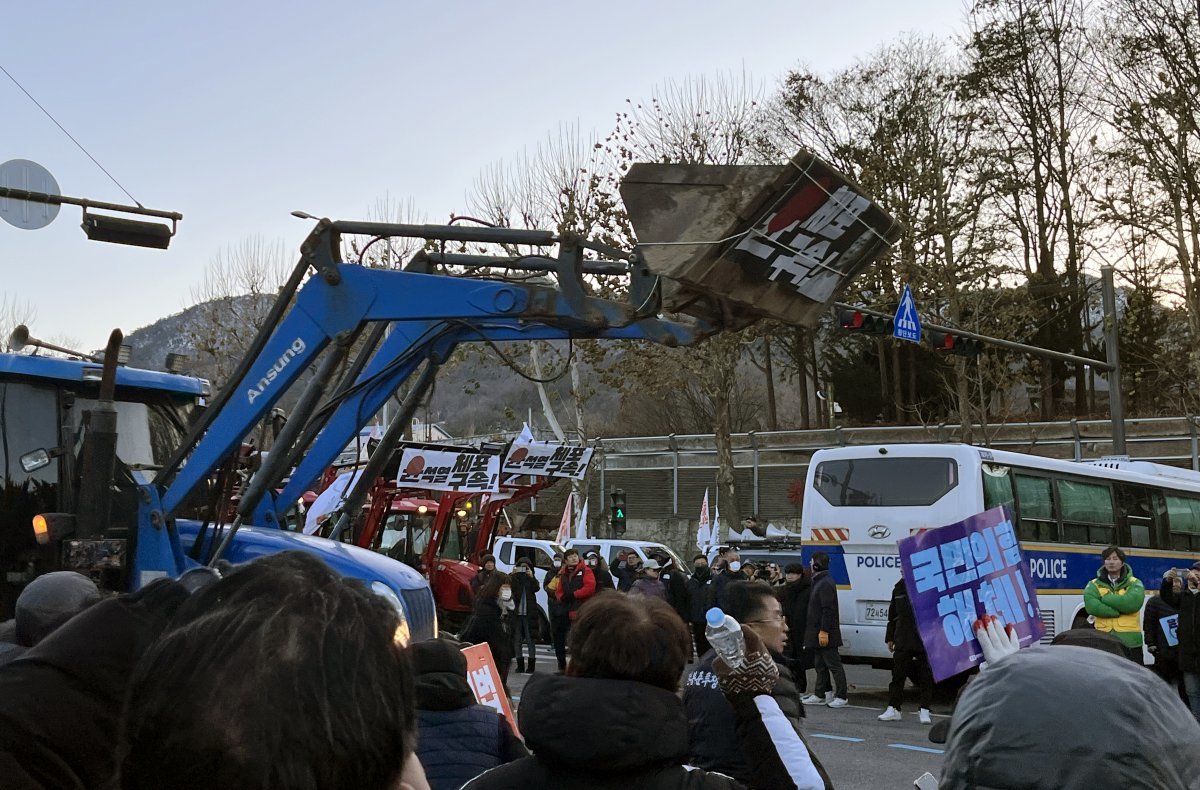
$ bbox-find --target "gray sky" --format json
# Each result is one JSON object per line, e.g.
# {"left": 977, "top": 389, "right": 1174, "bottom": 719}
{"left": 2, "top": 0, "right": 965, "bottom": 351}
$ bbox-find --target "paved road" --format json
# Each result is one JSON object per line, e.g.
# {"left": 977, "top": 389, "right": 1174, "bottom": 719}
{"left": 505, "top": 647, "right": 946, "bottom": 788}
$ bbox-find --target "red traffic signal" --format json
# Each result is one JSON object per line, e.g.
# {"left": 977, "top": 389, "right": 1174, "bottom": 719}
{"left": 928, "top": 331, "right": 983, "bottom": 356}
{"left": 837, "top": 309, "right": 893, "bottom": 335}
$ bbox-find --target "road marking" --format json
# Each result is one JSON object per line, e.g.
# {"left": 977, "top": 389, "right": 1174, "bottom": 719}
{"left": 888, "top": 743, "right": 944, "bottom": 754}
{"left": 810, "top": 733, "right": 865, "bottom": 742}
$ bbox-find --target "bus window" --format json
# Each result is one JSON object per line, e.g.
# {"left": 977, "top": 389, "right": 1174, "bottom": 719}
{"left": 1058, "top": 479, "right": 1114, "bottom": 546}
{"left": 1115, "top": 484, "right": 1159, "bottom": 549}
{"left": 1014, "top": 474, "right": 1057, "bottom": 542}
{"left": 812, "top": 458, "right": 958, "bottom": 507}
{"left": 1165, "top": 494, "right": 1200, "bottom": 552}
{"left": 982, "top": 464, "right": 1015, "bottom": 510}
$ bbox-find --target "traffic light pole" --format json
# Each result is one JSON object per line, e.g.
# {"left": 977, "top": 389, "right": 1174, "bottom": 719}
{"left": 836, "top": 290, "right": 1127, "bottom": 455}
{"left": 834, "top": 302, "right": 1114, "bottom": 371}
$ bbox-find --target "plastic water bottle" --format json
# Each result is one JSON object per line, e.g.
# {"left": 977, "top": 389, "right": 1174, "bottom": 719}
{"left": 705, "top": 607, "right": 745, "bottom": 670}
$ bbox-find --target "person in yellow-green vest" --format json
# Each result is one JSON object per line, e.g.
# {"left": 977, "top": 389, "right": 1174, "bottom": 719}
{"left": 1083, "top": 545, "right": 1146, "bottom": 665}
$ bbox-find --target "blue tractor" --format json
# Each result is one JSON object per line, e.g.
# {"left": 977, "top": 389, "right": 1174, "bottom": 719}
{"left": 1, "top": 150, "right": 900, "bottom": 641}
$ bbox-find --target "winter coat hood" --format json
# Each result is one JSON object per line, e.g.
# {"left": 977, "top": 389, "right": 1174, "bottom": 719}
{"left": 940, "top": 645, "right": 1200, "bottom": 789}
{"left": 518, "top": 673, "right": 689, "bottom": 771}
{"left": 15, "top": 571, "right": 101, "bottom": 647}
{"left": 411, "top": 638, "right": 477, "bottom": 712}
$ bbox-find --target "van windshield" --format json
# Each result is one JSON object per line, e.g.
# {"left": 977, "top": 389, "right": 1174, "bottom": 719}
{"left": 813, "top": 457, "right": 959, "bottom": 507}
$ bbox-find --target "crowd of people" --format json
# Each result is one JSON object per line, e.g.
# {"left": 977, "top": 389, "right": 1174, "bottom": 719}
{"left": 5, "top": 540, "right": 1200, "bottom": 788}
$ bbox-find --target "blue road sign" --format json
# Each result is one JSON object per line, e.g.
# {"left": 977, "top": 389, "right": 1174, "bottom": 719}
{"left": 893, "top": 285, "right": 921, "bottom": 343}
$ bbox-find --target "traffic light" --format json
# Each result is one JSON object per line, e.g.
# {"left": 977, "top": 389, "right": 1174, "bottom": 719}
{"left": 610, "top": 489, "right": 627, "bottom": 536}
{"left": 928, "top": 330, "right": 983, "bottom": 356}
{"left": 838, "top": 308, "right": 893, "bottom": 335}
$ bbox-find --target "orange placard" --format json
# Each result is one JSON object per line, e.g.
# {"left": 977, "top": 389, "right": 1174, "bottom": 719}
{"left": 461, "top": 642, "right": 520, "bottom": 737}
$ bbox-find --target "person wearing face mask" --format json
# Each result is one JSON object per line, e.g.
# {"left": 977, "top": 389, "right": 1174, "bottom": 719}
{"left": 544, "top": 553, "right": 569, "bottom": 672}
{"left": 584, "top": 551, "right": 614, "bottom": 591}
{"left": 509, "top": 558, "right": 541, "bottom": 674}
{"left": 461, "top": 572, "right": 515, "bottom": 688}
{"left": 712, "top": 550, "right": 749, "bottom": 612}
{"left": 688, "top": 554, "right": 714, "bottom": 658}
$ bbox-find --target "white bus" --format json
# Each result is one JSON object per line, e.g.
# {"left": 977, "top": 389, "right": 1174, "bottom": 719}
{"left": 800, "top": 443, "right": 1200, "bottom": 663}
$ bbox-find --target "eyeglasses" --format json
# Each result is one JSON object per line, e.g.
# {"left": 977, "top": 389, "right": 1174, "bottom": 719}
{"left": 744, "top": 615, "right": 786, "bottom": 625}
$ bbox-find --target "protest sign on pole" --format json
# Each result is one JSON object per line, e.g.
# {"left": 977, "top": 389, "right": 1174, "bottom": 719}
{"left": 502, "top": 440, "right": 593, "bottom": 480}
{"left": 899, "top": 506, "right": 1044, "bottom": 681}
{"left": 397, "top": 447, "right": 500, "bottom": 492}
{"left": 461, "top": 643, "right": 519, "bottom": 737}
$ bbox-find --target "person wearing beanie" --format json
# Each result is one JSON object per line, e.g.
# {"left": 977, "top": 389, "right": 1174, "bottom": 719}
{"left": 1083, "top": 545, "right": 1146, "bottom": 663}
{"left": 800, "top": 552, "right": 847, "bottom": 708}
{"left": 470, "top": 554, "right": 498, "bottom": 597}
{"left": 0, "top": 571, "right": 102, "bottom": 668}
{"left": 409, "top": 637, "right": 526, "bottom": 790}
{"left": 509, "top": 557, "right": 540, "bottom": 674}
{"left": 779, "top": 562, "right": 812, "bottom": 694}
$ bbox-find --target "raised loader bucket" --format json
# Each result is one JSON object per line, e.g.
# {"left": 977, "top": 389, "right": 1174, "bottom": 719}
{"left": 620, "top": 150, "right": 901, "bottom": 328}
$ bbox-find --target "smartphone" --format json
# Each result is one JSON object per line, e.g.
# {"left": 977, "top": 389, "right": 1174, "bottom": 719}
{"left": 913, "top": 772, "right": 938, "bottom": 790}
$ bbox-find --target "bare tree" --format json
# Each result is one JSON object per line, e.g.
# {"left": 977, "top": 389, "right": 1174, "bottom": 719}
{"left": 186, "top": 236, "right": 292, "bottom": 389}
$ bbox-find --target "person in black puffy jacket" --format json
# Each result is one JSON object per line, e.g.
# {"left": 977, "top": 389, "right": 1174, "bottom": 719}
{"left": 1145, "top": 571, "right": 1186, "bottom": 704}
{"left": 461, "top": 572, "right": 515, "bottom": 688}
{"left": 878, "top": 577, "right": 933, "bottom": 724}
{"left": 801, "top": 552, "right": 846, "bottom": 707}
{"left": 687, "top": 555, "right": 714, "bottom": 658}
{"left": 410, "top": 637, "right": 526, "bottom": 790}
{"left": 779, "top": 563, "right": 812, "bottom": 692}
{"left": 464, "top": 591, "right": 827, "bottom": 789}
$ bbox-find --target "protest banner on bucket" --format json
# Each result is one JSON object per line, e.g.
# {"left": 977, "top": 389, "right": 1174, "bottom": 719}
{"left": 899, "top": 506, "right": 1045, "bottom": 681}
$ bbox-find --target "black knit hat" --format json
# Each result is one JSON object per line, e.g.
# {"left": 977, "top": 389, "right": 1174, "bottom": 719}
{"left": 409, "top": 637, "right": 468, "bottom": 677}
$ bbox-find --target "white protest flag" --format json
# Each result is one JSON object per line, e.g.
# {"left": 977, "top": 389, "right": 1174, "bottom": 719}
{"left": 711, "top": 499, "right": 722, "bottom": 546}
{"left": 556, "top": 494, "right": 573, "bottom": 545}
{"left": 515, "top": 423, "right": 534, "bottom": 444}
{"left": 304, "top": 469, "right": 364, "bottom": 535}
{"left": 575, "top": 497, "right": 589, "bottom": 540}
{"left": 697, "top": 488, "right": 711, "bottom": 551}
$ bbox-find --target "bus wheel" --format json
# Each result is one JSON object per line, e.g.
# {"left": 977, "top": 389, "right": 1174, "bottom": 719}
{"left": 1071, "top": 612, "right": 1092, "bottom": 631}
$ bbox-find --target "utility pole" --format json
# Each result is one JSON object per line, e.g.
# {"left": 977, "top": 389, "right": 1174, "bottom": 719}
{"left": 1101, "top": 266, "right": 1126, "bottom": 455}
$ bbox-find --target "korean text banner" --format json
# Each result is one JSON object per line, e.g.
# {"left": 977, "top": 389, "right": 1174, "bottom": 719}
{"left": 899, "top": 506, "right": 1044, "bottom": 682}
{"left": 502, "top": 441, "right": 593, "bottom": 480}
{"left": 397, "top": 448, "right": 500, "bottom": 492}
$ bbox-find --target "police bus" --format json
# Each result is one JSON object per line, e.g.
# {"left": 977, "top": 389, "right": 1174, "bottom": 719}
{"left": 800, "top": 443, "right": 1200, "bottom": 662}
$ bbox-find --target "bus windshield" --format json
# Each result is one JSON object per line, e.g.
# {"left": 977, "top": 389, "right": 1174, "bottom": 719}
{"left": 813, "top": 457, "right": 959, "bottom": 507}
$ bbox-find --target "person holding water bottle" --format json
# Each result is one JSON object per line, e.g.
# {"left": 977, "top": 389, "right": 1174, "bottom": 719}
{"left": 684, "top": 581, "right": 833, "bottom": 788}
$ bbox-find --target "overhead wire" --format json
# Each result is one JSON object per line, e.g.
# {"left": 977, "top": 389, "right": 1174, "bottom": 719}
{"left": 0, "top": 62, "right": 143, "bottom": 207}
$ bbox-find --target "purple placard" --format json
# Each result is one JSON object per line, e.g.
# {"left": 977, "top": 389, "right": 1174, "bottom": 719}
{"left": 899, "top": 506, "right": 1044, "bottom": 681}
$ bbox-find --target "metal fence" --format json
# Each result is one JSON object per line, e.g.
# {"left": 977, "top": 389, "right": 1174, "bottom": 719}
{"left": 586, "top": 416, "right": 1200, "bottom": 521}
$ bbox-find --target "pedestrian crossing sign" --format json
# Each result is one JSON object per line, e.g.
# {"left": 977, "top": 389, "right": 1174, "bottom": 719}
{"left": 893, "top": 285, "right": 921, "bottom": 343}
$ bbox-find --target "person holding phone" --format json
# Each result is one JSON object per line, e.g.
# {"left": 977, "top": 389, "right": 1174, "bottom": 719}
{"left": 1162, "top": 563, "right": 1200, "bottom": 724}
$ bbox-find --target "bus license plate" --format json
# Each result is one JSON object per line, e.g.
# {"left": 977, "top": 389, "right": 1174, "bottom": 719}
{"left": 861, "top": 602, "right": 890, "bottom": 622}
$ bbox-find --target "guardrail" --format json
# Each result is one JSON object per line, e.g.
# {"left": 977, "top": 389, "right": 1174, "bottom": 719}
{"left": 586, "top": 416, "right": 1200, "bottom": 521}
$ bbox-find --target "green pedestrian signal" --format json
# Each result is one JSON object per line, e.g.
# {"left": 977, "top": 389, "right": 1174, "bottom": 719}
{"left": 610, "top": 489, "right": 627, "bottom": 536}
